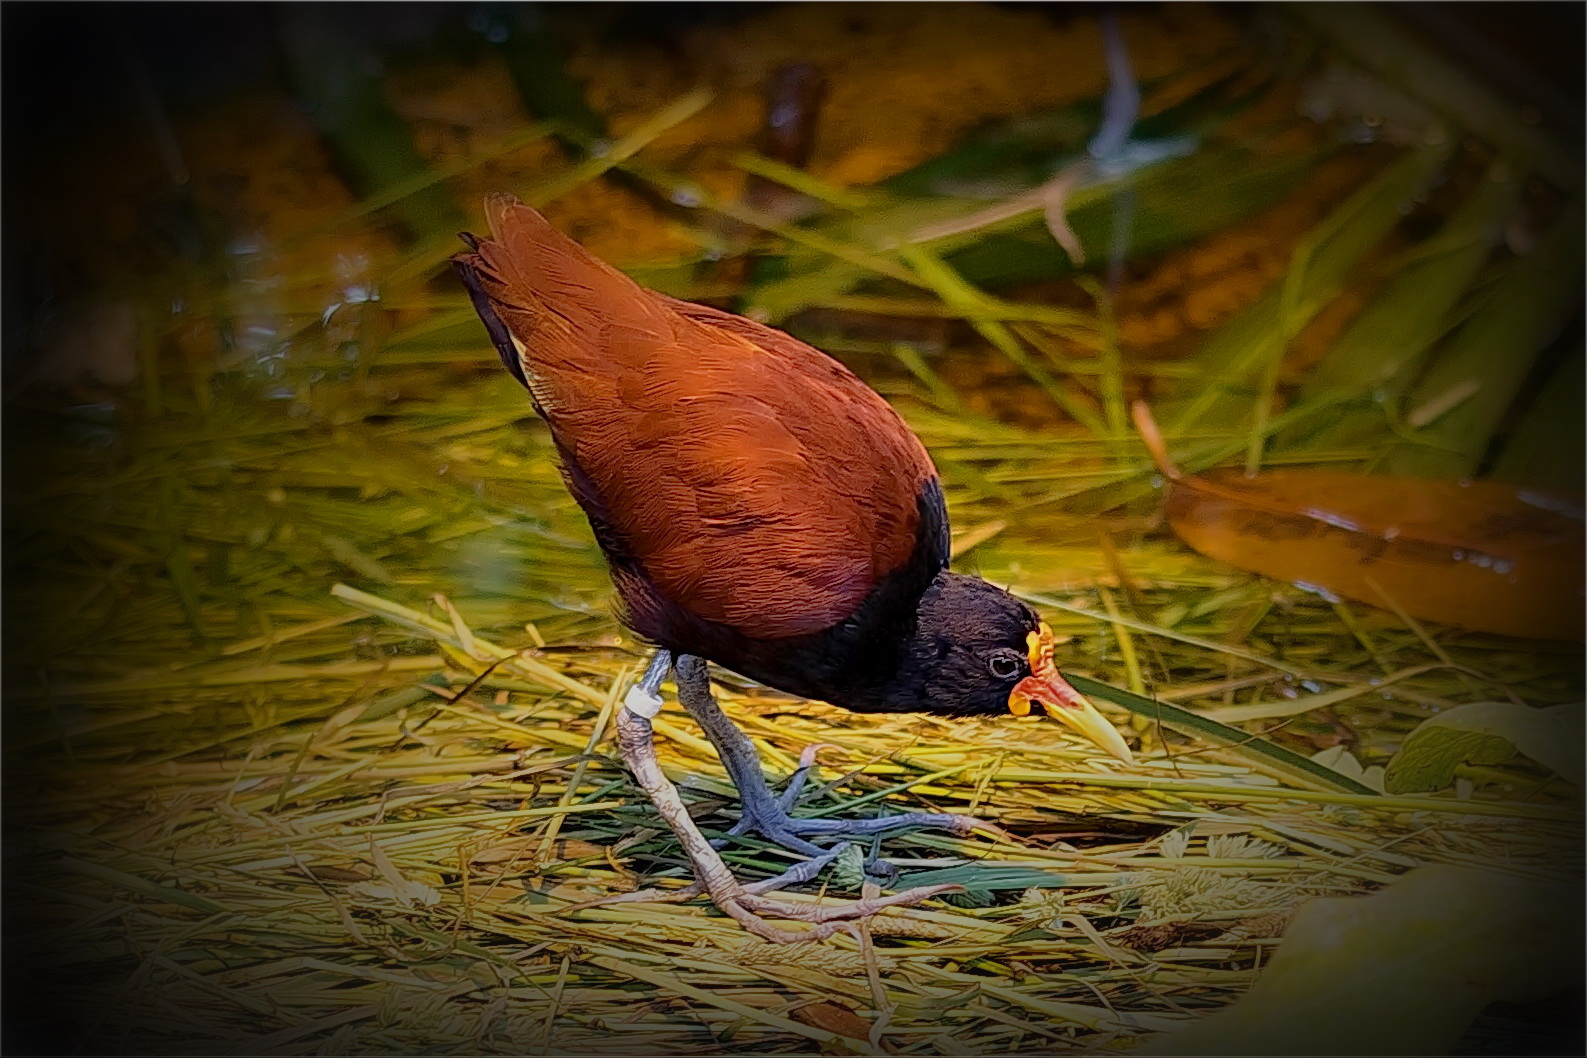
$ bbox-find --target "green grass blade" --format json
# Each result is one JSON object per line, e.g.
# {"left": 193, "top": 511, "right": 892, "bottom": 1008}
{"left": 489, "top": 7, "right": 608, "bottom": 150}
{"left": 1278, "top": 164, "right": 1522, "bottom": 452}
{"left": 1386, "top": 199, "right": 1584, "bottom": 477}
{"left": 1490, "top": 339, "right": 1585, "bottom": 493}
{"left": 899, "top": 244, "right": 1106, "bottom": 433}
{"left": 61, "top": 856, "right": 232, "bottom": 915}
{"left": 1170, "top": 141, "right": 1454, "bottom": 434}
{"left": 387, "top": 89, "right": 713, "bottom": 285}
{"left": 276, "top": 7, "right": 465, "bottom": 242}
{"left": 1063, "top": 674, "right": 1380, "bottom": 796}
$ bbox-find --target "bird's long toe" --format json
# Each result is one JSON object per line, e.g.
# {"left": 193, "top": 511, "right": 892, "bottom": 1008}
{"left": 740, "top": 844, "right": 848, "bottom": 894}
{"left": 716, "top": 880, "right": 962, "bottom": 942}
{"left": 730, "top": 803, "right": 983, "bottom": 852}
{"left": 736, "top": 881, "right": 962, "bottom": 926}
{"left": 710, "top": 814, "right": 830, "bottom": 857}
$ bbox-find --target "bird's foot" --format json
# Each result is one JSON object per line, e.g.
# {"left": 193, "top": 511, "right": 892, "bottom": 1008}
{"left": 654, "top": 842, "right": 960, "bottom": 943}
{"left": 721, "top": 801, "right": 988, "bottom": 854}
{"left": 715, "top": 743, "right": 1007, "bottom": 861}
{"left": 700, "top": 842, "right": 961, "bottom": 942}
{"left": 613, "top": 703, "right": 960, "bottom": 943}
{"left": 566, "top": 823, "right": 960, "bottom": 942}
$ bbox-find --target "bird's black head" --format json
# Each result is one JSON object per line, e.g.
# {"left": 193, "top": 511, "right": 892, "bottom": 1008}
{"left": 877, "top": 571, "right": 1135, "bottom": 760}
{"left": 882, "top": 571, "right": 1041, "bottom": 717}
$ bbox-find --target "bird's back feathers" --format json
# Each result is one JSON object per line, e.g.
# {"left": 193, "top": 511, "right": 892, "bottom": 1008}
{"left": 453, "top": 196, "right": 944, "bottom": 644}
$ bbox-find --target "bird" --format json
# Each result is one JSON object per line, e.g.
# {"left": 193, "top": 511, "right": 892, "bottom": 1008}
{"left": 453, "top": 194, "right": 1133, "bottom": 941}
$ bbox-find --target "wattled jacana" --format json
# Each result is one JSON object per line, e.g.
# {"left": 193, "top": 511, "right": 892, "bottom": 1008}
{"left": 453, "top": 195, "right": 1132, "bottom": 941}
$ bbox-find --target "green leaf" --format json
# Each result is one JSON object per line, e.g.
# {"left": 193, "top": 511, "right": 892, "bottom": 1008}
{"left": 747, "top": 145, "right": 1317, "bottom": 322}
{"left": 881, "top": 65, "right": 1264, "bottom": 200}
{"left": 1279, "top": 163, "right": 1521, "bottom": 453}
{"left": 1141, "top": 865, "right": 1581, "bottom": 1056}
{"left": 1003, "top": 927, "right": 1061, "bottom": 943}
{"left": 1170, "top": 140, "right": 1455, "bottom": 434}
{"left": 1384, "top": 700, "right": 1584, "bottom": 794}
{"left": 1385, "top": 199, "right": 1586, "bottom": 479}
{"left": 830, "top": 843, "right": 870, "bottom": 889}
{"left": 1491, "top": 338, "right": 1586, "bottom": 494}
{"left": 941, "top": 145, "right": 1317, "bottom": 289}
{"left": 1062, "top": 673, "right": 1379, "bottom": 796}
{"left": 892, "top": 865, "right": 1075, "bottom": 892}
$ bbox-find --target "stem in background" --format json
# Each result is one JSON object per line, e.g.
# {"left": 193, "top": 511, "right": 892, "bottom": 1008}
{"left": 1077, "top": 275, "right": 1130, "bottom": 465}
{"left": 1130, "top": 401, "right": 1183, "bottom": 480}
{"left": 1246, "top": 237, "right": 1315, "bottom": 476}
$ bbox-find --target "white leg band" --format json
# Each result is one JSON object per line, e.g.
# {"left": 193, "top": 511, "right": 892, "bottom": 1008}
{"left": 623, "top": 684, "right": 664, "bottom": 719}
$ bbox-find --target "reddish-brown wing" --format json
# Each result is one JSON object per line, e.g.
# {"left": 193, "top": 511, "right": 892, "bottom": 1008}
{"left": 455, "top": 195, "right": 939, "bottom": 639}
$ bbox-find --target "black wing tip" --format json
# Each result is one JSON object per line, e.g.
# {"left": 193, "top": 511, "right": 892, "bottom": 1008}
{"left": 451, "top": 256, "right": 531, "bottom": 391}
{"left": 456, "top": 231, "right": 481, "bottom": 251}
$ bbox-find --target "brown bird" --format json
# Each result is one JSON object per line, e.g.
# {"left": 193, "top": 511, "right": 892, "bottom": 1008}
{"left": 454, "top": 195, "right": 1132, "bottom": 941}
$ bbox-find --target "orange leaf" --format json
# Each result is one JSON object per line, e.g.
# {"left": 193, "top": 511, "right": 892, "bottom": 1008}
{"left": 1133, "top": 403, "right": 1584, "bottom": 640}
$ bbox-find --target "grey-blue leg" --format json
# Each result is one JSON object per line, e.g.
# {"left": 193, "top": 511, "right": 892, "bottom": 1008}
{"left": 671, "top": 655, "right": 981, "bottom": 856}
{"left": 606, "top": 654, "right": 960, "bottom": 942}
{"left": 636, "top": 649, "right": 673, "bottom": 699}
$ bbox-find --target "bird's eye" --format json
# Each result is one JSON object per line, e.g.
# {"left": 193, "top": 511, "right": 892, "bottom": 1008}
{"left": 987, "top": 651, "right": 1023, "bottom": 680}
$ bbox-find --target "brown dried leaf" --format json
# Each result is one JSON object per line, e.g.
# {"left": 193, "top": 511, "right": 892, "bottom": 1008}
{"left": 790, "top": 1001, "right": 872, "bottom": 1044}
{"left": 1134, "top": 403, "right": 1584, "bottom": 640}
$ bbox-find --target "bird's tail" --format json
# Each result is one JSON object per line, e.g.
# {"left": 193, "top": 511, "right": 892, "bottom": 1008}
{"left": 450, "top": 194, "right": 668, "bottom": 392}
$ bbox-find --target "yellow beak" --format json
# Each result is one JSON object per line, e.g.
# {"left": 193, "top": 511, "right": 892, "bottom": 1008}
{"left": 1008, "top": 623, "right": 1134, "bottom": 764}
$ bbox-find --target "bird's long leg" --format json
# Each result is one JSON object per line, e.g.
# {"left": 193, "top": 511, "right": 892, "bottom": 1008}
{"left": 672, "top": 655, "right": 827, "bottom": 855}
{"left": 624, "top": 648, "right": 674, "bottom": 713}
{"left": 671, "top": 655, "right": 989, "bottom": 856}
{"left": 610, "top": 688, "right": 957, "bottom": 942}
